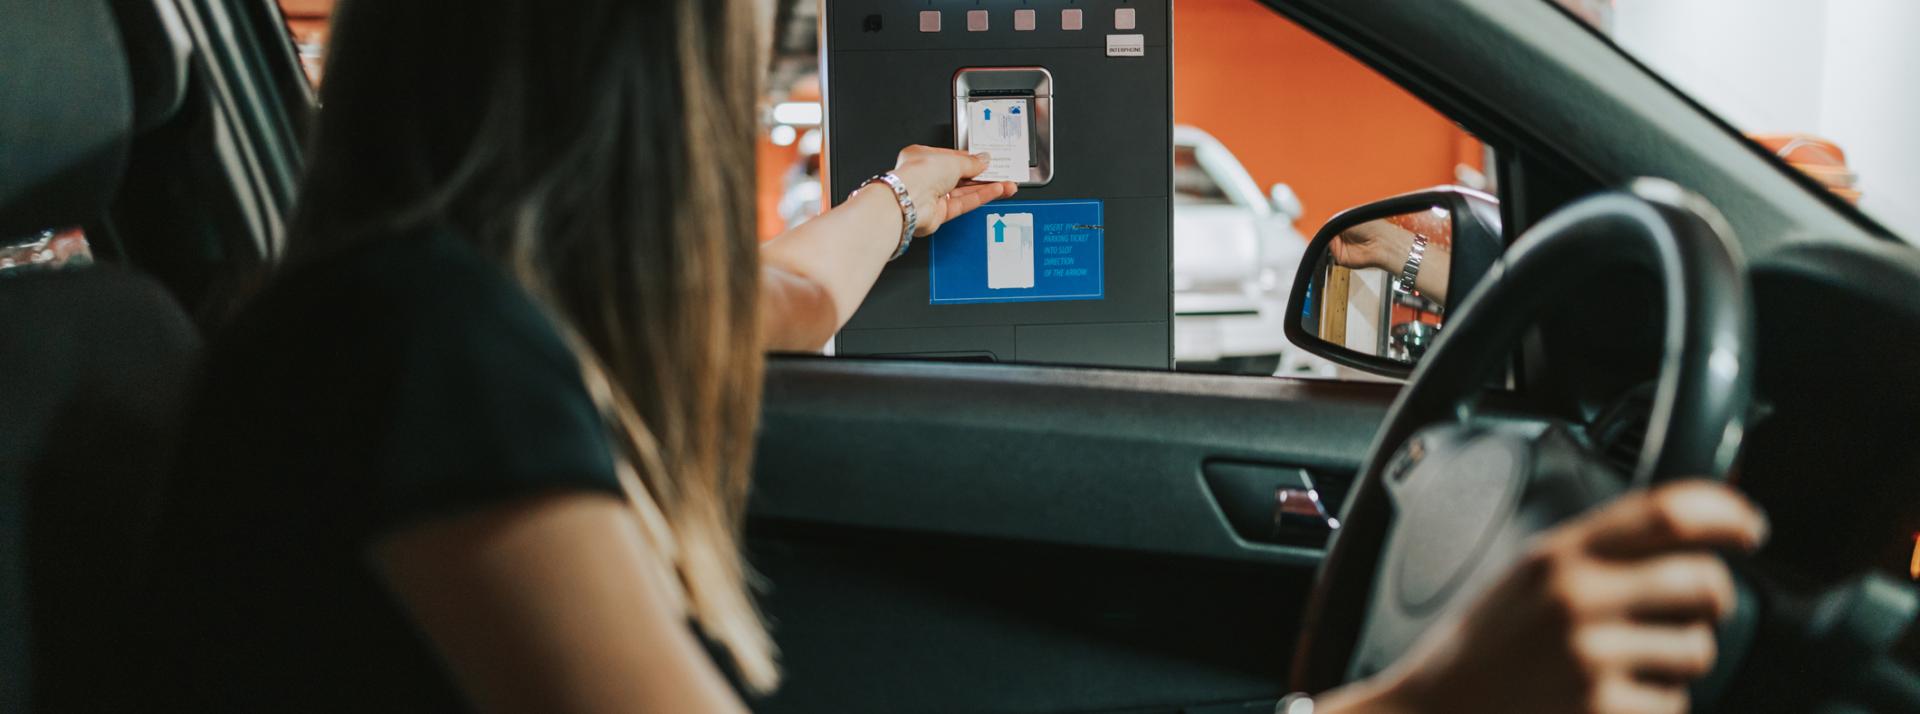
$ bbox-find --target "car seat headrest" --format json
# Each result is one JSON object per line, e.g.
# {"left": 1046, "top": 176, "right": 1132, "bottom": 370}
{"left": 0, "top": 0, "right": 134, "bottom": 239}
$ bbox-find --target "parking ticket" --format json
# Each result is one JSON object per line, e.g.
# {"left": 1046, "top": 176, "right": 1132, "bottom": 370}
{"left": 965, "top": 98, "right": 1032, "bottom": 183}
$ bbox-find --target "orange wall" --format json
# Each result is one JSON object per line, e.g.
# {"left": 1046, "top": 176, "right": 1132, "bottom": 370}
{"left": 1173, "top": 1, "right": 1477, "bottom": 232}
{"left": 757, "top": 139, "right": 800, "bottom": 240}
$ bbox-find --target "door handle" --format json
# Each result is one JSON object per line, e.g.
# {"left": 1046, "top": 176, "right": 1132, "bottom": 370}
{"left": 1204, "top": 461, "right": 1341, "bottom": 547}
{"left": 1277, "top": 487, "right": 1340, "bottom": 534}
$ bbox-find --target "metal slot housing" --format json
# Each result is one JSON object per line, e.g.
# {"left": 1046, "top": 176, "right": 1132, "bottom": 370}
{"left": 953, "top": 67, "right": 1055, "bottom": 186}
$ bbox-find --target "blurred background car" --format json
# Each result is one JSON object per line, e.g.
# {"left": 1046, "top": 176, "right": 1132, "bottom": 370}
{"left": 1171, "top": 125, "right": 1329, "bottom": 376}
{"left": 776, "top": 129, "right": 825, "bottom": 232}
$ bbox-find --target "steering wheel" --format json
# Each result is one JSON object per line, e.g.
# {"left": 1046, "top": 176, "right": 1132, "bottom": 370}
{"left": 1290, "top": 181, "right": 1755, "bottom": 695}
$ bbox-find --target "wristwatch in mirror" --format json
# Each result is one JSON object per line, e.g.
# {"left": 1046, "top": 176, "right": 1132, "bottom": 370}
{"left": 1397, "top": 232, "right": 1430, "bottom": 294}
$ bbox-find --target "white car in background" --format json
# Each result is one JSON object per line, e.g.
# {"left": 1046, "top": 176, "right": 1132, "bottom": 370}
{"left": 1172, "top": 125, "right": 1330, "bottom": 377}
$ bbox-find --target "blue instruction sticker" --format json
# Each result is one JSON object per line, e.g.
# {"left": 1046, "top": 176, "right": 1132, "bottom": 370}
{"left": 929, "top": 199, "right": 1104, "bottom": 305}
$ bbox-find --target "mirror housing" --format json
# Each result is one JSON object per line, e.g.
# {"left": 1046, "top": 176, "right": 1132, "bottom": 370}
{"left": 1283, "top": 186, "right": 1501, "bottom": 378}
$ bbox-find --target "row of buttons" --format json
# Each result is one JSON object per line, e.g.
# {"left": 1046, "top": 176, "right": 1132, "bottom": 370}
{"left": 918, "top": 7, "right": 1136, "bottom": 33}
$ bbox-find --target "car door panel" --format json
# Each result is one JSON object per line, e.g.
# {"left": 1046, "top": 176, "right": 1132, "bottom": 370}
{"left": 748, "top": 357, "right": 1396, "bottom": 713}
{"left": 750, "top": 523, "right": 1311, "bottom": 713}
{"left": 751, "top": 358, "right": 1390, "bottom": 565}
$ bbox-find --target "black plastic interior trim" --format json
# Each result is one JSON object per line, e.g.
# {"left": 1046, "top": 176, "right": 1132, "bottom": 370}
{"left": 751, "top": 357, "right": 1400, "bottom": 566}
{"left": 748, "top": 516, "right": 1312, "bottom": 713}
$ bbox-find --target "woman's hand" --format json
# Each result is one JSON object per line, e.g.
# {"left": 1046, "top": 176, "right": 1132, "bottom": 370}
{"left": 887, "top": 145, "right": 1019, "bottom": 236}
{"left": 1328, "top": 217, "right": 1454, "bottom": 301}
{"left": 1332, "top": 480, "right": 1766, "bottom": 714}
{"left": 1330, "top": 219, "right": 1417, "bottom": 274}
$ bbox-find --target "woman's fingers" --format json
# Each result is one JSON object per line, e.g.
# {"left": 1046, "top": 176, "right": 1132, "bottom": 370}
{"left": 931, "top": 146, "right": 989, "bottom": 181}
{"left": 1624, "top": 553, "right": 1738, "bottom": 621}
{"left": 1555, "top": 553, "right": 1737, "bottom": 622}
{"left": 1628, "top": 624, "right": 1720, "bottom": 681}
{"left": 946, "top": 182, "right": 1015, "bottom": 212}
{"left": 1592, "top": 675, "right": 1690, "bottom": 714}
{"left": 1578, "top": 624, "right": 1712, "bottom": 712}
{"left": 1574, "top": 481, "right": 1767, "bottom": 558}
{"left": 1577, "top": 622, "right": 1719, "bottom": 681}
{"left": 1575, "top": 624, "right": 1710, "bottom": 713}
{"left": 899, "top": 144, "right": 992, "bottom": 185}
{"left": 911, "top": 182, "right": 1016, "bottom": 237}
{"left": 963, "top": 151, "right": 992, "bottom": 180}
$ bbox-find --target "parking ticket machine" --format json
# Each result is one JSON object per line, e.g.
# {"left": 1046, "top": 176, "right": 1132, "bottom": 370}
{"left": 823, "top": 0, "right": 1173, "bottom": 369}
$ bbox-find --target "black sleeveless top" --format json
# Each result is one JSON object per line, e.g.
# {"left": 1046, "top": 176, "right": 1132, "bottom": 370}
{"left": 144, "top": 230, "right": 736, "bottom": 710}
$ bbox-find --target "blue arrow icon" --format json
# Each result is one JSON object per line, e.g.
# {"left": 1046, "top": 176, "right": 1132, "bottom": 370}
{"left": 993, "top": 218, "right": 1006, "bottom": 243}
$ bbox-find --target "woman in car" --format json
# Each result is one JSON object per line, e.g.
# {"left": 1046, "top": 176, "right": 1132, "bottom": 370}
{"left": 146, "top": 0, "right": 1766, "bottom": 712}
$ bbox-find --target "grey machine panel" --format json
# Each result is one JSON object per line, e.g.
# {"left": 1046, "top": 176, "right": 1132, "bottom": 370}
{"left": 824, "top": 0, "right": 1173, "bottom": 369}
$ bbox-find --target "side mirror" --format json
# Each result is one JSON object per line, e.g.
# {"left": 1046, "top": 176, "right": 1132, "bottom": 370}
{"left": 1283, "top": 186, "right": 1501, "bottom": 378}
{"left": 1270, "top": 183, "right": 1304, "bottom": 220}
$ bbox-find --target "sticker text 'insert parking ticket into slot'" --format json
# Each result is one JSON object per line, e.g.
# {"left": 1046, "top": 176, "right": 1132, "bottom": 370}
{"left": 929, "top": 199, "right": 1104, "bottom": 305}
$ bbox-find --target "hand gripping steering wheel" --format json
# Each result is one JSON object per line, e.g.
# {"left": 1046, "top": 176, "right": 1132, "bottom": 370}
{"left": 1289, "top": 181, "right": 1754, "bottom": 694}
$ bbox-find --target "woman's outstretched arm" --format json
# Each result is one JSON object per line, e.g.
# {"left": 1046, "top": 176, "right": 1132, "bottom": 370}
{"left": 760, "top": 146, "right": 1016, "bottom": 351}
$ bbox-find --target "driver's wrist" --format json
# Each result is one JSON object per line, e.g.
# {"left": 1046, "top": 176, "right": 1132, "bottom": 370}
{"left": 854, "top": 179, "right": 905, "bottom": 229}
{"left": 855, "top": 173, "right": 916, "bottom": 258}
{"left": 888, "top": 165, "right": 935, "bottom": 211}
{"left": 1375, "top": 231, "right": 1417, "bottom": 276}
{"left": 1366, "top": 252, "right": 1404, "bottom": 276}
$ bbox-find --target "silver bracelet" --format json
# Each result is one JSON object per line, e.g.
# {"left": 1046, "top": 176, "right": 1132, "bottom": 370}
{"left": 859, "top": 172, "right": 917, "bottom": 262}
{"left": 1397, "top": 232, "right": 1430, "bottom": 295}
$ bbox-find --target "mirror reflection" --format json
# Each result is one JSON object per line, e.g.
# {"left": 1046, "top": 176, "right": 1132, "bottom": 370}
{"left": 1298, "top": 207, "right": 1453, "bottom": 364}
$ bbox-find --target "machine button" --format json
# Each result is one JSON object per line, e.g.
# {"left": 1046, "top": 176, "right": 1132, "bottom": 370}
{"left": 1114, "top": 7, "right": 1137, "bottom": 30}
{"left": 967, "top": 9, "right": 989, "bottom": 31}
{"left": 918, "top": 10, "right": 940, "bottom": 32}
{"left": 1062, "top": 8, "right": 1084, "bottom": 31}
{"left": 1014, "top": 9, "right": 1036, "bottom": 31}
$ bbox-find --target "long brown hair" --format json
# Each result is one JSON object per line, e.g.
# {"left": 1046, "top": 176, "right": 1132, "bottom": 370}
{"left": 288, "top": 0, "right": 775, "bottom": 691}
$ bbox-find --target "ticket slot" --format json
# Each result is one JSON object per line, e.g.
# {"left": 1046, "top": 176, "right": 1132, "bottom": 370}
{"left": 953, "top": 67, "right": 1054, "bottom": 186}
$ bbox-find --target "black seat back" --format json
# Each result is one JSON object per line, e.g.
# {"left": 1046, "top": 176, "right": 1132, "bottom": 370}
{"left": 1, "top": 269, "right": 202, "bottom": 710}
{"left": 0, "top": 0, "right": 203, "bottom": 708}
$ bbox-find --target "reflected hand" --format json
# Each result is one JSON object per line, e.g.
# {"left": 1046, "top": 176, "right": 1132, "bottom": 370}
{"left": 888, "top": 145, "right": 1018, "bottom": 237}
{"left": 1330, "top": 219, "right": 1417, "bottom": 274}
{"left": 1369, "top": 480, "right": 1766, "bottom": 714}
